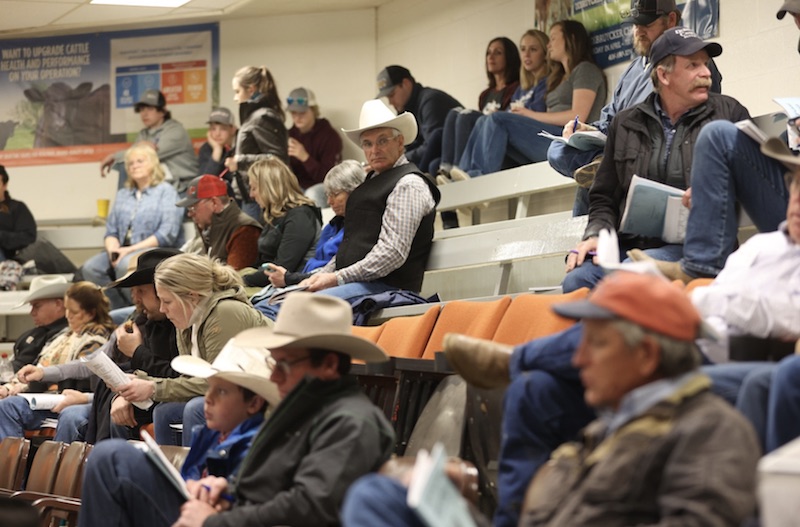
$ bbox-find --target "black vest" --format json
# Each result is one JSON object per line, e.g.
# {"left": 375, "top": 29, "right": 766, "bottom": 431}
{"left": 336, "top": 163, "right": 440, "bottom": 292}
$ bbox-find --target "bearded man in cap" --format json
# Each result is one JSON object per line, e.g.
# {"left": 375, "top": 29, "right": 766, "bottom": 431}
{"left": 254, "top": 99, "right": 440, "bottom": 319}
{"left": 343, "top": 273, "right": 759, "bottom": 527}
{"left": 564, "top": 27, "right": 750, "bottom": 293}
{"left": 170, "top": 293, "right": 394, "bottom": 527}
{"left": 177, "top": 175, "right": 261, "bottom": 270}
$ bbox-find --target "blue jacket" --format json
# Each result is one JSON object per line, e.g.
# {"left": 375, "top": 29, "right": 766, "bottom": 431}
{"left": 181, "top": 412, "right": 265, "bottom": 482}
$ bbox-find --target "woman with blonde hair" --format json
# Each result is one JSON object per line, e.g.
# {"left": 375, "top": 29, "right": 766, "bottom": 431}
{"left": 242, "top": 156, "right": 321, "bottom": 288}
{"left": 0, "top": 281, "right": 115, "bottom": 440}
{"left": 225, "top": 65, "right": 289, "bottom": 220}
{"left": 80, "top": 143, "right": 184, "bottom": 309}
{"left": 116, "top": 252, "right": 269, "bottom": 444}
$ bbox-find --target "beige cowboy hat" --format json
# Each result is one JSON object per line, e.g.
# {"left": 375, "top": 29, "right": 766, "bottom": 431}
{"left": 342, "top": 99, "right": 418, "bottom": 147}
{"left": 16, "top": 275, "right": 70, "bottom": 308}
{"left": 234, "top": 293, "right": 388, "bottom": 363}
{"left": 762, "top": 137, "right": 800, "bottom": 169}
{"left": 171, "top": 338, "right": 280, "bottom": 407}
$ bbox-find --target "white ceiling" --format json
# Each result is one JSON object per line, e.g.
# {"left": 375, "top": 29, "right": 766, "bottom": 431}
{"left": 0, "top": 0, "right": 388, "bottom": 37}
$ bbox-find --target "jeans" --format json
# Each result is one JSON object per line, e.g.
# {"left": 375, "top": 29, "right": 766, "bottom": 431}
{"left": 81, "top": 250, "right": 148, "bottom": 310}
{"left": 704, "top": 362, "right": 775, "bottom": 450}
{"left": 562, "top": 242, "right": 683, "bottom": 293}
{"left": 408, "top": 128, "right": 444, "bottom": 175}
{"left": 547, "top": 140, "right": 602, "bottom": 180}
{"left": 253, "top": 280, "right": 398, "bottom": 321}
{"left": 439, "top": 108, "right": 480, "bottom": 171}
{"left": 682, "top": 121, "right": 788, "bottom": 277}
{"left": 458, "top": 112, "right": 563, "bottom": 177}
{"left": 152, "top": 397, "right": 205, "bottom": 446}
{"left": 766, "top": 355, "right": 800, "bottom": 452}
{"left": 54, "top": 403, "right": 90, "bottom": 443}
{"left": 342, "top": 474, "right": 427, "bottom": 527}
{"left": 78, "top": 439, "right": 185, "bottom": 527}
{"left": 0, "top": 396, "right": 56, "bottom": 440}
{"left": 498, "top": 323, "right": 592, "bottom": 527}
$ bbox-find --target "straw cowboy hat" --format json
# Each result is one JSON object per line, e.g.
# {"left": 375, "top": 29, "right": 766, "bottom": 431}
{"left": 342, "top": 99, "right": 418, "bottom": 147}
{"left": 762, "top": 137, "right": 800, "bottom": 169}
{"left": 234, "top": 293, "right": 388, "bottom": 363}
{"left": 16, "top": 275, "right": 70, "bottom": 307}
{"left": 171, "top": 338, "right": 280, "bottom": 407}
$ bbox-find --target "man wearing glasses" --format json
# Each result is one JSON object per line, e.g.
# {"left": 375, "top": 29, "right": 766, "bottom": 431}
{"left": 171, "top": 293, "right": 395, "bottom": 527}
{"left": 254, "top": 99, "right": 439, "bottom": 319}
{"left": 177, "top": 175, "right": 261, "bottom": 270}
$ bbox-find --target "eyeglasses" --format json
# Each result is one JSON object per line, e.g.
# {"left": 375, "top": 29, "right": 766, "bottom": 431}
{"left": 360, "top": 136, "right": 397, "bottom": 150}
{"left": 287, "top": 97, "right": 308, "bottom": 106}
{"left": 325, "top": 190, "right": 344, "bottom": 199}
{"left": 268, "top": 355, "right": 311, "bottom": 376}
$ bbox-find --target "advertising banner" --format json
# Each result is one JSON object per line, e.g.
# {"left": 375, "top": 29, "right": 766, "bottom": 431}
{"left": 0, "top": 23, "right": 219, "bottom": 167}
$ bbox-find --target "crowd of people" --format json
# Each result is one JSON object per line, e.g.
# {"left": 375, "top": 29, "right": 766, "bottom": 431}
{"left": 0, "top": 0, "right": 798, "bottom": 525}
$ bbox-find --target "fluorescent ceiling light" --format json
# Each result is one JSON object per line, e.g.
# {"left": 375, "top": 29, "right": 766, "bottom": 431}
{"left": 90, "top": 0, "right": 191, "bottom": 7}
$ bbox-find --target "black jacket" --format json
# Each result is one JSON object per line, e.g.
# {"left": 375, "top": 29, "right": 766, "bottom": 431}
{"left": 585, "top": 92, "right": 750, "bottom": 242}
{"left": 403, "top": 82, "right": 461, "bottom": 168}
{"left": 0, "top": 195, "right": 36, "bottom": 257}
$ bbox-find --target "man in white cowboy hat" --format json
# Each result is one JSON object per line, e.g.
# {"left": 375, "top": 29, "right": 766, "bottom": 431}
{"left": 78, "top": 339, "right": 278, "bottom": 527}
{"left": 254, "top": 99, "right": 440, "bottom": 320}
{"left": 171, "top": 293, "right": 395, "bottom": 527}
{"left": 11, "top": 274, "right": 69, "bottom": 372}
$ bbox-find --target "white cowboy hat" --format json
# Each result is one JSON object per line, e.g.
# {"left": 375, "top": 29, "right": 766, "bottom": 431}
{"left": 171, "top": 338, "right": 280, "bottom": 407}
{"left": 342, "top": 99, "right": 418, "bottom": 147}
{"left": 234, "top": 293, "right": 388, "bottom": 364}
{"left": 16, "top": 275, "right": 70, "bottom": 308}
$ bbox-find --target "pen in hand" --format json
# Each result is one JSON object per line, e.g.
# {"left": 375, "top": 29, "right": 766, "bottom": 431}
{"left": 573, "top": 115, "right": 580, "bottom": 134}
{"left": 201, "top": 484, "right": 235, "bottom": 503}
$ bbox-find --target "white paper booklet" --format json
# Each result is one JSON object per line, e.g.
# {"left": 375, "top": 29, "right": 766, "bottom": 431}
{"left": 619, "top": 175, "right": 687, "bottom": 243}
{"left": 735, "top": 112, "right": 788, "bottom": 145}
{"left": 17, "top": 393, "right": 65, "bottom": 410}
{"left": 537, "top": 129, "right": 607, "bottom": 151}
{"left": 134, "top": 430, "right": 191, "bottom": 500}
{"left": 773, "top": 97, "right": 800, "bottom": 118}
{"left": 79, "top": 348, "right": 153, "bottom": 410}
{"left": 407, "top": 443, "right": 477, "bottom": 527}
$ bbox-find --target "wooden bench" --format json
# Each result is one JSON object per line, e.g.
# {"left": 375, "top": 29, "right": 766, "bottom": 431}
{"left": 436, "top": 162, "right": 577, "bottom": 225}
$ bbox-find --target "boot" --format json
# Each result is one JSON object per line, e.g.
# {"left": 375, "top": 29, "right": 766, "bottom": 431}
{"left": 443, "top": 333, "right": 512, "bottom": 389}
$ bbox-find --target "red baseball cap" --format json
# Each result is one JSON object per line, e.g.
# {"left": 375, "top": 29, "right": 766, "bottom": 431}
{"left": 553, "top": 272, "right": 714, "bottom": 342}
{"left": 176, "top": 175, "right": 228, "bottom": 207}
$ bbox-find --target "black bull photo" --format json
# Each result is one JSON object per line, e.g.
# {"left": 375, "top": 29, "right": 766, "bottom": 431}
{"left": 23, "top": 81, "right": 124, "bottom": 148}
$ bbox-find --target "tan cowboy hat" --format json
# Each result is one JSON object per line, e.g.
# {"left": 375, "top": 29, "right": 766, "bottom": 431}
{"left": 16, "top": 275, "right": 69, "bottom": 307}
{"left": 342, "top": 99, "right": 418, "bottom": 147}
{"left": 234, "top": 293, "right": 388, "bottom": 363}
{"left": 762, "top": 137, "right": 800, "bottom": 169}
{"left": 171, "top": 338, "right": 280, "bottom": 407}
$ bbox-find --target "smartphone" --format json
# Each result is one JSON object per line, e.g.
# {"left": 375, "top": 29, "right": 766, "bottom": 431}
{"left": 260, "top": 263, "right": 274, "bottom": 272}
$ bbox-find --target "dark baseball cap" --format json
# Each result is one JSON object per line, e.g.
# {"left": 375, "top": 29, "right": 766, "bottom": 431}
{"left": 376, "top": 65, "right": 413, "bottom": 98}
{"left": 778, "top": 0, "right": 800, "bottom": 18}
{"left": 623, "top": 0, "right": 678, "bottom": 25}
{"left": 649, "top": 27, "right": 722, "bottom": 66}
{"left": 106, "top": 248, "right": 182, "bottom": 289}
{"left": 207, "top": 107, "right": 234, "bottom": 126}
{"left": 134, "top": 89, "right": 166, "bottom": 112}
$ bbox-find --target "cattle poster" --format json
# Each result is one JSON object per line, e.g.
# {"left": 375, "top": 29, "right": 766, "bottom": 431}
{"left": 0, "top": 23, "right": 219, "bottom": 167}
{"left": 534, "top": 0, "right": 719, "bottom": 69}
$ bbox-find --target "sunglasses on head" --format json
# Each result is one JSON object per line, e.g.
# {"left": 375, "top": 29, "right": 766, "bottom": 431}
{"left": 287, "top": 97, "right": 308, "bottom": 106}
